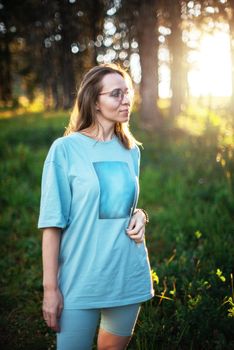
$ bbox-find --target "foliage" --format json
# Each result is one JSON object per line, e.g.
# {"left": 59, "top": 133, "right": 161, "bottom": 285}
{"left": 0, "top": 111, "right": 233, "bottom": 349}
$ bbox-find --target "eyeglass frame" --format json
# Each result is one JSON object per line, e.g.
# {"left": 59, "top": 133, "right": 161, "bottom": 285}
{"left": 98, "top": 88, "right": 134, "bottom": 101}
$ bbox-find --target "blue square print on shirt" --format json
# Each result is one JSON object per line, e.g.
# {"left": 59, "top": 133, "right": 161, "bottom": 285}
{"left": 93, "top": 161, "right": 136, "bottom": 219}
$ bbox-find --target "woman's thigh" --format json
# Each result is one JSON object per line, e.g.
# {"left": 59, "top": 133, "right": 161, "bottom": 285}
{"left": 99, "top": 303, "right": 141, "bottom": 337}
{"left": 57, "top": 308, "right": 100, "bottom": 350}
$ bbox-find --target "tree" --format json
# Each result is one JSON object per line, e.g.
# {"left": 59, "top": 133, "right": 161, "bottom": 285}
{"left": 227, "top": 0, "right": 234, "bottom": 112}
{"left": 0, "top": 0, "right": 108, "bottom": 108}
{"left": 137, "top": 0, "right": 163, "bottom": 129}
{"left": 117, "top": 0, "right": 163, "bottom": 130}
{"left": 81, "top": 0, "right": 106, "bottom": 67}
{"left": 0, "top": 19, "right": 12, "bottom": 104}
{"left": 166, "top": 0, "right": 187, "bottom": 118}
{"left": 0, "top": 0, "right": 18, "bottom": 104}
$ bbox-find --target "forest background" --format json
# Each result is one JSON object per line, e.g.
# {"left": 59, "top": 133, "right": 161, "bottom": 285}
{"left": 0, "top": 0, "right": 234, "bottom": 349}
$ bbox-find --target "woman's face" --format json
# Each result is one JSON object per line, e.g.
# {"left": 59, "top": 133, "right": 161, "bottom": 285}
{"left": 95, "top": 73, "right": 133, "bottom": 126}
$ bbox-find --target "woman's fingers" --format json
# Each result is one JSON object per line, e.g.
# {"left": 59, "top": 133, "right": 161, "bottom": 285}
{"left": 57, "top": 304, "right": 63, "bottom": 318}
{"left": 42, "top": 290, "right": 63, "bottom": 332}
{"left": 126, "top": 220, "right": 144, "bottom": 236}
{"left": 126, "top": 211, "right": 146, "bottom": 241}
{"left": 126, "top": 226, "right": 145, "bottom": 243}
{"left": 127, "top": 215, "right": 136, "bottom": 231}
{"left": 43, "top": 308, "right": 61, "bottom": 332}
{"left": 49, "top": 312, "right": 60, "bottom": 332}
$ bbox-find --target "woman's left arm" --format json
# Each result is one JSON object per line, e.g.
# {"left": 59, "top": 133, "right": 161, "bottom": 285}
{"left": 126, "top": 209, "right": 148, "bottom": 243}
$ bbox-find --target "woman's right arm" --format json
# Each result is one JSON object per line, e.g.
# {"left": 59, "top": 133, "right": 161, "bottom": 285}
{"left": 42, "top": 227, "right": 63, "bottom": 332}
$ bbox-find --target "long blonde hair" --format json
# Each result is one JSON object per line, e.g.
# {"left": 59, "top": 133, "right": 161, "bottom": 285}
{"left": 64, "top": 63, "right": 142, "bottom": 149}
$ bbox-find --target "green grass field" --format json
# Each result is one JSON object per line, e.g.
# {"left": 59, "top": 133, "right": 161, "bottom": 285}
{"left": 0, "top": 111, "right": 233, "bottom": 349}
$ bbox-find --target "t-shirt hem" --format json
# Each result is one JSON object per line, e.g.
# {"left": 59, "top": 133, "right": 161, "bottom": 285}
{"left": 37, "top": 222, "right": 66, "bottom": 229}
{"left": 63, "top": 292, "right": 154, "bottom": 309}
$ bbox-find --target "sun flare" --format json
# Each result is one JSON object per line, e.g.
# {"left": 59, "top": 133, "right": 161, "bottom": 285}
{"left": 188, "top": 30, "right": 232, "bottom": 97}
{"left": 130, "top": 26, "right": 233, "bottom": 99}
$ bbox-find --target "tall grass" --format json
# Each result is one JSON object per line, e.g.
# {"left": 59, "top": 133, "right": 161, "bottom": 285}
{"left": 0, "top": 111, "right": 233, "bottom": 349}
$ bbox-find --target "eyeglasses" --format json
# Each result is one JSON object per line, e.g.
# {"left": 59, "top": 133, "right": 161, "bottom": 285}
{"left": 99, "top": 88, "right": 134, "bottom": 101}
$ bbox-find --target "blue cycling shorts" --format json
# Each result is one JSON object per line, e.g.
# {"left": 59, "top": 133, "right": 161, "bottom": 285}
{"left": 57, "top": 303, "right": 141, "bottom": 350}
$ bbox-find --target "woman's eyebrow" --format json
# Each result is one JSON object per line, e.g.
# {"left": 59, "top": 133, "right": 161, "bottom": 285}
{"left": 109, "top": 86, "right": 129, "bottom": 91}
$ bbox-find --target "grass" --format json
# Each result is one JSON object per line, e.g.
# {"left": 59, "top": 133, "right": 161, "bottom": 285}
{"left": 0, "top": 110, "right": 233, "bottom": 349}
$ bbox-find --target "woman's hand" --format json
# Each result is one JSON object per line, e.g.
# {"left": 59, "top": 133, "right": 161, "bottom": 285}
{"left": 42, "top": 287, "right": 63, "bottom": 332}
{"left": 126, "top": 210, "right": 146, "bottom": 243}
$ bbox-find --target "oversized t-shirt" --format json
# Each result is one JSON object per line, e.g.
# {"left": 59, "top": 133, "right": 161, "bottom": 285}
{"left": 38, "top": 131, "right": 154, "bottom": 309}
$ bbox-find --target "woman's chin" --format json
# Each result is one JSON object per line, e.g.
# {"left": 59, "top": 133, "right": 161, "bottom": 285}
{"left": 118, "top": 113, "right": 130, "bottom": 122}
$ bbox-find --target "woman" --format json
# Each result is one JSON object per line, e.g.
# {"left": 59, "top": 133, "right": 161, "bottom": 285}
{"left": 38, "top": 63, "right": 154, "bottom": 350}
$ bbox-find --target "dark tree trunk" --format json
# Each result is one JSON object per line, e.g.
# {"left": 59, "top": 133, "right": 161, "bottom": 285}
{"left": 89, "top": 1, "right": 104, "bottom": 67}
{"left": 0, "top": 3, "right": 12, "bottom": 105}
{"left": 0, "top": 29, "right": 12, "bottom": 104}
{"left": 58, "top": 1, "right": 76, "bottom": 109}
{"left": 168, "top": 0, "right": 186, "bottom": 118}
{"left": 61, "top": 51, "right": 75, "bottom": 109}
{"left": 41, "top": 44, "right": 53, "bottom": 110}
{"left": 137, "top": 0, "right": 163, "bottom": 130}
{"left": 51, "top": 79, "right": 60, "bottom": 110}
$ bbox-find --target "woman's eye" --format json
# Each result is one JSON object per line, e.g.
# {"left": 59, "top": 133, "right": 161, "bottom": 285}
{"left": 111, "top": 89, "right": 121, "bottom": 98}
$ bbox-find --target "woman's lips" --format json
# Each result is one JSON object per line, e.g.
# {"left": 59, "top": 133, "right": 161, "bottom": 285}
{"left": 119, "top": 109, "right": 130, "bottom": 113}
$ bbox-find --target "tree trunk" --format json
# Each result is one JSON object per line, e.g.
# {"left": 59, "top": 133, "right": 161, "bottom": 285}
{"left": 89, "top": 0, "right": 104, "bottom": 67}
{"left": 61, "top": 51, "right": 75, "bottom": 109}
{"left": 58, "top": 1, "right": 76, "bottom": 109}
{"left": 0, "top": 31, "right": 12, "bottom": 104}
{"left": 169, "top": 0, "right": 186, "bottom": 118}
{"left": 229, "top": 12, "right": 234, "bottom": 113}
{"left": 137, "top": 0, "right": 163, "bottom": 130}
{"left": 51, "top": 79, "right": 60, "bottom": 110}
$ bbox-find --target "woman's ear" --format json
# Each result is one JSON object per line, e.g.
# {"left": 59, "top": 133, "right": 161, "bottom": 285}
{"left": 96, "top": 103, "right": 100, "bottom": 111}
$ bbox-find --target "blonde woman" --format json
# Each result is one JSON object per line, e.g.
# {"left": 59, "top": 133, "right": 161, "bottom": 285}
{"left": 38, "top": 64, "right": 154, "bottom": 350}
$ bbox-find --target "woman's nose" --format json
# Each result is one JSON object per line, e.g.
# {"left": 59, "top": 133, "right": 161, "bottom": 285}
{"left": 121, "top": 93, "right": 130, "bottom": 104}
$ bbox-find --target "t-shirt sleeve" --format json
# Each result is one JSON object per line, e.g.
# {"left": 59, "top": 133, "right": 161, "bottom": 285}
{"left": 37, "top": 139, "right": 71, "bottom": 230}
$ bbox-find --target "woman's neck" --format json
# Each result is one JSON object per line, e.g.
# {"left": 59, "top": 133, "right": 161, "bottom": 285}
{"left": 80, "top": 126, "right": 115, "bottom": 142}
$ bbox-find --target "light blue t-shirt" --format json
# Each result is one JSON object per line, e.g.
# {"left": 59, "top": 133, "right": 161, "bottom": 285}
{"left": 38, "top": 132, "right": 154, "bottom": 309}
